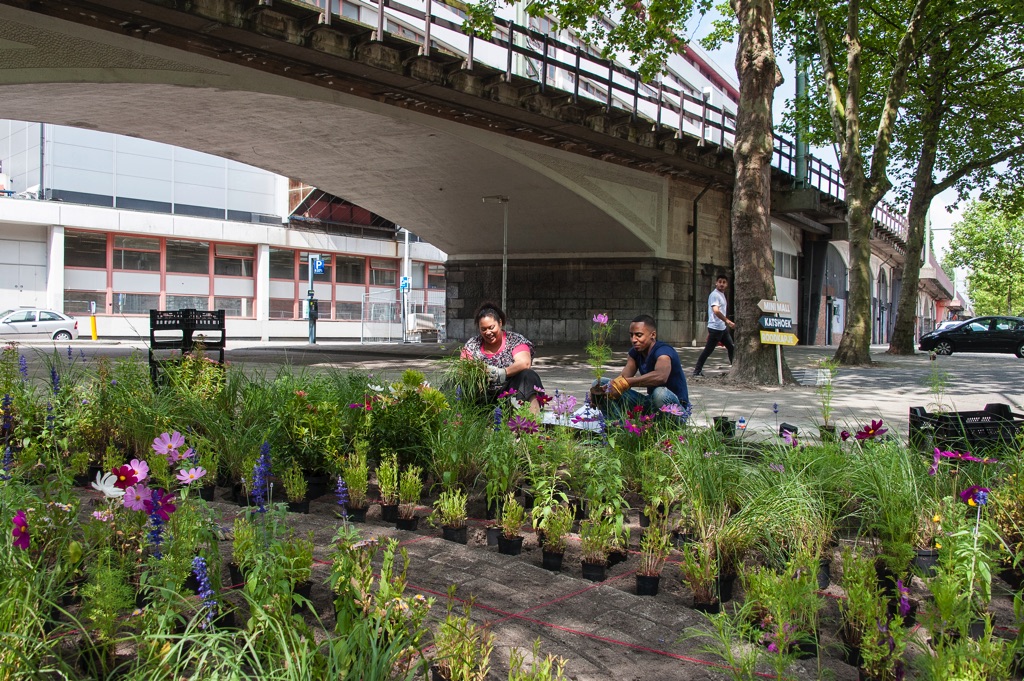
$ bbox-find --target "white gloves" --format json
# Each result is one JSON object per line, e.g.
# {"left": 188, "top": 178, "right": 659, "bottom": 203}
{"left": 486, "top": 365, "right": 507, "bottom": 385}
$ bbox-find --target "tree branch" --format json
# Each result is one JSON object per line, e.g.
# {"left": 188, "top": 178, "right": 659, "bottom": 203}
{"left": 866, "top": 0, "right": 932, "bottom": 205}
{"left": 933, "top": 143, "right": 1024, "bottom": 195}
{"left": 813, "top": 10, "right": 846, "bottom": 147}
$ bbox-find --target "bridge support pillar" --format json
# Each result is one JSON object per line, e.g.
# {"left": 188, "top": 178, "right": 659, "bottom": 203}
{"left": 446, "top": 257, "right": 716, "bottom": 346}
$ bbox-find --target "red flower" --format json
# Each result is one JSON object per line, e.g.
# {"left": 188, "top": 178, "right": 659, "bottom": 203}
{"left": 855, "top": 419, "right": 887, "bottom": 440}
{"left": 111, "top": 464, "right": 139, "bottom": 490}
{"left": 144, "top": 489, "right": 178, "bottom": 522}
{"left": 11, "top": 510, "right": 29, "bottom": 550}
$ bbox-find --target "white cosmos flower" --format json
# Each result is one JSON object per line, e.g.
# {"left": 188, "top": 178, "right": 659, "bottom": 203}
{"left": 368, "top": 384, "right": 385, "bottom": 392}
{"left": 91, "top": 471, "right": 125, "bottom": 498}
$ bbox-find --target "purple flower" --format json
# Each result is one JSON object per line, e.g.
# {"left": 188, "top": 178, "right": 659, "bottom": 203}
{"left": 660, "top": 403, "right": 684, "bottom": 417}
{"left": 191, "top": 556, "right": 218, "bottom": 628}
{"left": 50, "top": 368, "right": 60, "bottom": 395}
{"left": 508, "top": 415, "right": 539, "bottom": 435}
{"left": 11, "top": 510, "right": 29, "bottom": 550}
{"left": 493, "top": 405, "right": 503, "bottom": 431}
{"left": 252, "top": 442, "right": 272, "bottom": 513}
{"left": 782, "top": 430, "right": 797, "bottom": 447}
{"left": 552, "top": 393, "right": 578, "bottom": 417}
{"left": 592, "top": 313, "right": 609, "bottom": 325}
{"left": 896, "top": 579, "right": 911, "bottom": 617}
{"left": 0, "top": 445, "right": 12, "bottom": 482}
{"left": 533, "top": 387, "right": 552, "bottom": 408}
{"left": 959, "top": 485, "right": 990, "bottom": 506}
{"left": 840, "top": 430, "right": 851, "bottom": 441}
{"left": 18, "top": 355, "right": 28, "bottom": 381}
{"left": 336, "top": 476, "right": 348, "bottom": 517}
{"left": 497, "top": 388, "right": 517, "bottom": 399}
{"left": 769, "top": 463, "right": 785, "bottom": 473}
{"left": 772, "top": 403, "right": 779, "bottom": 414}
{"left": 855, "top": 419, "right": 887, "bottom": 440}
{"left": 767, "top": 642, "right": 779, "bottom": 654}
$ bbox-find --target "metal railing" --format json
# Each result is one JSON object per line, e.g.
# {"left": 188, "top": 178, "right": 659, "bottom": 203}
{"left": 299, "top": 0, "right": 909, "bottom": 243}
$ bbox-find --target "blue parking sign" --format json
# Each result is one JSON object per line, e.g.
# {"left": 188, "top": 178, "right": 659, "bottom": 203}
{"left": 313, "top": 259, "right": 324, "bottom": 275}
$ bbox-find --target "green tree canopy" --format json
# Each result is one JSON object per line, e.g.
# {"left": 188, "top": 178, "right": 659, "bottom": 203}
{"left": 947, "top": 192, "right": 1024, "bottom": 316}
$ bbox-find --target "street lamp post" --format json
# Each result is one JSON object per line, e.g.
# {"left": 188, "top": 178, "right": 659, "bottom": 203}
{"left": 482, "top": 195, "right": 510, "bottom": 312}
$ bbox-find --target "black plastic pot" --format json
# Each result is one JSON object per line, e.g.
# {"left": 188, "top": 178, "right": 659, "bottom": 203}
{"left": 639, "top": 511, "right": 651, "bottom": 528}
{"left": 541, "top": 549, "right": 564, "bottom": 571}
{"left": 442, "top": 525, "right": 468, "bottom": 544}
{"left": 486, "top": 526, "right": 500, "bottom": 546}
{"left": 913, "top": 548, "right": 939, "bottom": 578}
{"left": 817, "top": 557, "right": 831, "bottom": 590}
{"left": 292, "top": 580, "right": 313, "bottom": 613}
{"left": 396, "top": 516, "right": 419, "bottom": 531}
{"left": 718, "top": 573, "right": 736, "bottom": 604}
{"left": 692, "top": 598, "right": 721, "bottom": 614}
{"left": 607, "top": 549, "right": 629, "bottom": 568}
{"left": 198, "top": 485, "right": 216, "bottom": 502}
{"left": 227, "top": 562, "right": 247, "bottom": 587}
{"left": 380, "top": 504, "right": 399, "bottom": 523}
{"left": 581, "top": 561, "right": 606, "bottom": 582}
{"left": 713, "top": 416, "right": 736, "bottom": 438}
{"left": 636, "top": 574, "right": 660, "bottom": 596}
{"left": 346, "top": 506, "right": 368, "bottom": 523}
{"left": 287, "top": 499, "right": 310, "bottom": 514}
{"left": 305, "top": 475, "right": 332, "bottom": 500}
{"left": 497, "top": 535, "right": 523, "bottom": 556}
{"left": 671, "top": 531, "right": 695, "bottom": 548}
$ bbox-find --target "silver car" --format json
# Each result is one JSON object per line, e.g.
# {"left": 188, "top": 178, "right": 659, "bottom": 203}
{"left": 0, "top": 308, "right": 79, "bottom": 341}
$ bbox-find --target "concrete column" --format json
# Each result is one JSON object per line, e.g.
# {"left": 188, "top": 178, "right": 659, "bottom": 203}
{"left": 46, "top": 224, "right": 64, "bottom": 311}
{"left": 256, "top": 243, "right": 270, "bottom": 341}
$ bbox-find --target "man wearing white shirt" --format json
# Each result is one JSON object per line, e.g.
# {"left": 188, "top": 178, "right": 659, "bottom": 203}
{"left": 693, "top": 274, "right": 735, "bottom": 377}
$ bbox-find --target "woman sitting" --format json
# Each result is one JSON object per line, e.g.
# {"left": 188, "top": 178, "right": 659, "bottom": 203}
{"left": 461, "top": 301, "right": 544, "bottom": 413}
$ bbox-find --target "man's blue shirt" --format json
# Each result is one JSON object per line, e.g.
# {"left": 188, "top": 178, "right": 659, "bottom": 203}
{"left": 628, "top": 340, "right": 688, "bottom": 405}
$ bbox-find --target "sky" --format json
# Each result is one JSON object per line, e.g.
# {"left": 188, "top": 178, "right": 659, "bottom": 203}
{"left": 684, "top": 11, "right": 963, "bottom": 274}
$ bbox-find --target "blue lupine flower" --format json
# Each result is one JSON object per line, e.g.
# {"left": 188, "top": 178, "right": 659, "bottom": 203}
{"left": 50, "top": 368, "right": 60, "bottom": 395}
{"left": 45, "top": 402, "right": 54, "bottom": 431}
{"left": 79, "top": 349, "right": 86, "bottom": 361}
{"left": 1, "top": 394, "right": 12, "bottom": 435}
{"left": 336, "top": 476, "right": 349, "bottom": 517}
{"left": 66, "top": 346, "right": 73, "bottom": 361}
{"left": 110, "top": 379, "right": 117, "bottom": 386}
{"left": 252, "top": 442, "right": 272, "bottom": 513}
{"left": 191, "top": 556, "right": 218, "bottom": 628}
{"left": 18, "top": 355, "right": 28, "bottom": 381}
{"left": 493, "top": 405, "right": 502, "bottom": 432}
{"left": 772, "top": 403, "right": 779, "bottom": 414}
{"left": 455, "top": 385, "right": 462, "bottom": 401}
{"left": 147, "top": 489, "right": 167, "bottom": 559}
{"left": 0, "top": 446, "right": 12, "bottom": 482}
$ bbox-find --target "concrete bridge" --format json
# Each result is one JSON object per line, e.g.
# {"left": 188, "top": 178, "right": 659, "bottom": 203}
{"left": 0, "top": 0, "right": 907, "bottom": 343}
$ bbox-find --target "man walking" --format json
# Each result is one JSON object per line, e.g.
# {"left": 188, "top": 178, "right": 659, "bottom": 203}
{"left": 693, "top": 274, "right": 735, "bottom": 376}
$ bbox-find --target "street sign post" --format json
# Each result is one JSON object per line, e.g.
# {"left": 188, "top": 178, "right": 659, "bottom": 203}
{"left": 759, "top": 330, "right": 799, "bottom": 346}
{"left": 313, "top": 259, "right": 325, "bottom": 275}
{"left": 757, "top": 299, "right": 792, "bottom": 315}
{"left": 400, "top": 275, "right": 411, "bottom": 292}
{"left": 758, "top": 315, "right": 793, "bottom": 331}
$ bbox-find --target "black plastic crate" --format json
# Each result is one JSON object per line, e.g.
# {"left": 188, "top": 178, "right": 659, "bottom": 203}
{"left": 909, "top": 403, "right": 1023, "bottom": 452}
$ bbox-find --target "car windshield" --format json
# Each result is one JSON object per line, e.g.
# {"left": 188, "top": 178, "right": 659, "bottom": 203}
{"left": 0, "top": 310, "right": 12, "bottom": 319}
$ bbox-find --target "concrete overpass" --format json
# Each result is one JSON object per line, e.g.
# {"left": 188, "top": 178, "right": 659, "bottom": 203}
{"left": 0, "top": 0, "right": 906, "bottom": 342}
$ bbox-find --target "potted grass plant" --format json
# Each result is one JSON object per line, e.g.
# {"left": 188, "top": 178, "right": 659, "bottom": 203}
{"left": 538, "top": 504, "right": 573, "bottom": 572}
{"left": 579, "top": 511, "right": 615, "bottom": 581}
{"left": 498, "top": 492, "right": 525, "bottom": 556}
{"left": 377, "top": 452, "right": 400, "bottom": 523}
{"left": 341, "top": 442, "right": 370, "bottom": 522}
{"left": 636, "top": 524, "right": 671, "bottom": 596}
{"left": 433, "top": 488, "right": 469, "bottom": 544}
{"left": 281, "top": 460, "right": 310, "bottom": 514}
{"left": 430, "top": 590, "right": 494, "bottom": 681}
{"left": 397, "top": 464, "right": 423, "bottom": 531}
{"left": 679, "top": 539, "right": 722, "bottom": 612}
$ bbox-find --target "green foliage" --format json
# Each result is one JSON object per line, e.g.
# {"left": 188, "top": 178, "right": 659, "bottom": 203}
{"left": 814, "top": 358, "right": 839, "bottom": 427}
{"left": 508, "top": 639, "right": 569, "bottom": 681}
{"left": 281, "top": 460, "right": 309, "bottom": 503}
{"left": 342, "top": 442, "right": 370, "bottom": 508}
{"left": 638, "top": 524, "right": 671, "bottom": 577}
{"left": 578, "top": 511, "right": 616, "bottom": 565}
{"left": 500, "top": 492, "right": 525, "bottom": 539}
{"left": 681, "top": 599, "right": 763, "bottom": 681}
{"left": 947, "top": 195, "right": 1024, "bottom": 316}
{"left": 538, "top": 504, "right": 574, "bottom": 553}
{"left": 398, "top": 465, "right": 424, "bottom": 506}
{"left": 377, "top": 453, "right": 400, "bottom": 505}
{"left": 439, "top": 356, "right": 490, "bottom": 404}
{"left": 432, "top": 588, "right": 494, "bottom": 681}
{"left": 837, "top": 548, "right": 887, "bottom": 651}
{"left": 433, "top": 488, "right": 469, "bottom": 528}
{"left": 81, "top": 555, "right": 135, "bottom": 645}
{"left": 742, "top": 552, "right": 821, "bottom": 653}
{"left": 584, "top": 315, "right": 616, "bottom": 381}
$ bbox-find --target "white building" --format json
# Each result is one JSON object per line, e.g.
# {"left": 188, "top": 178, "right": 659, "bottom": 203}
{"left": 0, "top": 121, "right": 446, "bottom": 341}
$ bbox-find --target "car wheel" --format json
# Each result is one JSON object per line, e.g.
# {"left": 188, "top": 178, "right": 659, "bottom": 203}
{"left": 52, "top": 330, "right": 72, "bottom": 341}
{"left": 1017, "top": 341, "right": 1024, "bottom": 358}
{"left": 934, "top": 340, "right": 954, "bottom": 356}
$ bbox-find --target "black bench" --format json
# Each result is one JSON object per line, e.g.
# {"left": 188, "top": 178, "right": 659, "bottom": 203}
{"left": 149, "top": 309, "right": 226, "bottom": 384}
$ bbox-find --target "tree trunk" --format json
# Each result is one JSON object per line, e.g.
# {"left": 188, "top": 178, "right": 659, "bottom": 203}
{"left": 888, "top": 193, "right": 931, "bottom": 354}
{"left": 728, "top": 0, "right": 790, "bottom": 384}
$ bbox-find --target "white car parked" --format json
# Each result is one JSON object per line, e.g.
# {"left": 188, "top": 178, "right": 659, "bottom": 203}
{"left": 0, "top": 308, "right": 79, "bottom": 340}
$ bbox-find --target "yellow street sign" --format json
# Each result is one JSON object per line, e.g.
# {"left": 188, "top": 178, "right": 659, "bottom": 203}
{"left": 760, "top": 330, "right": 798, "bottom": 346}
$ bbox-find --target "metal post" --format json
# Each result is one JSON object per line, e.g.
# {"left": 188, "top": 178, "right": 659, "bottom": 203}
{"left": 421, "top": 0, "right": 431, "bottom": 56}
{"left": 795, "top": 51, "right": 808, "bottom": 187}
{"left": 501, "top": 200, "right": 508, "bottom": 313}
{"left": 375, "top": 0, "right": 384, "bottom": 40}
{"left": 655, "top": 81, "right": 663, "bottom": 130}
{"left": 606, "top": 63, "right": 613, "bottom": 109}
{"left": 466, "top": 34, "right": 474, "bottom": 70}
{"left": 573, "top": 48, "right": 581, "bottom": 102}
{"left": 505, "top": 25, "right": 514, "bottom": 81}
{"left": 403, "top": 227, "right": 411, "bottom": 342}
{"left": 320, "top": 0, "right": 331, "bottom": 25}
{"left": 698, "top": 88, "right": 710, "bottom": 146}
{"left": 540, "top": 36, "right": 548, "bottom": 93}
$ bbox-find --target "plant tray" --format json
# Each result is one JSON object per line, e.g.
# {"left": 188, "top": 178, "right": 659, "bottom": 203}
{"left": 909, "top": 403, "right": 1023, "bottom": 452}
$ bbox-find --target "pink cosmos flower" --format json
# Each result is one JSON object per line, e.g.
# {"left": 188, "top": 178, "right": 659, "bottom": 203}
{"left": 497, "top": 388, "right": 518, "bottom": 399}
{"left": 123, "top": 484, "right": 152, "bottom": 511}
{"left": 660, "top": 403, "right": 684, "bottom": 417}
{"left": 176, "top": 467, "right": 207, "bottom": 485}
{"left": 129, "top": 459, "right": 149, "bottom": 483}
{"left": 11, "top": 510, "right": 29, "bottom": 550}
{"left": 152, "top": 431, "right": 186, "bottom": 457}
{"left": 593, "top": 313, "right": 609, "bottom": 325}
{"left": 111, "top": 464, "right": 138, "bottom": 490}
{"left": 91, "top": 509, "right": 114, "bottom": 522}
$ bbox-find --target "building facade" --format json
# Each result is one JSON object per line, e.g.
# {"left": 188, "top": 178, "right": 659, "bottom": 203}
{"left": 0, "top": 121, "right": 446, "bottom": 341}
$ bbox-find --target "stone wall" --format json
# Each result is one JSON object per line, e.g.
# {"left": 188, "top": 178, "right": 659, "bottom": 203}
{"left": 446, "top": 257, "right": 731, "bottom": 346}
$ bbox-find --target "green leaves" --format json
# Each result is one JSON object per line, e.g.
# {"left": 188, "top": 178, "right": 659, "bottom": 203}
{"left": 947, "top": 194, "right": 1024, "bottom": 316}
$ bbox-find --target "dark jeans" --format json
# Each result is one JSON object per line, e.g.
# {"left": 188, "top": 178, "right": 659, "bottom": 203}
{"left": 489, "top": 368, "right": 543, "bottom": 404}
{"left": 694, "top": 328, "right": 735, "bottom": 373}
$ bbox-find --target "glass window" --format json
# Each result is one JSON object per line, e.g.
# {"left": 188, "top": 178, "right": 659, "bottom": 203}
{"left": 65, "top": 231, "right": 107, "bottom": 269}
{"left": 335, "top": 256, "right": 365, "bottom": 284}
{"left": 64, "top": 291, "right": 106, "bottom": 316}
{"left": 270, "top": 249, "right": 295, "bottom": 279}
{"left": 114, "top": 236, "right": 159, "bottom": 250}
{"left": 39, "top": 311, "right": 63, "bottom": 322}
{"left": 166, "top": 240, "right": 209, "bottom": 274}
{"left": 336, "top": 302, "right": 361, "bottom": 320}
{"left": 5, "top": 310, "right": 36, "bottom": 323}
{"left": 370, "top": 258, "right": 398, "bottom": 286}
{"left": 299, "top": 253, "right": 332, "bottom": 283}
{"left": 270, "top": 299, "right": 295, "bottom": 319}
{"left": 113, "top": 293, "right": 159, "bottom": 315}
{"left": 215, "top": 244, "right": 255, "bottom": 258}
{"left": 214, "top": 257, "right": 254, "bottom": 277}
{"left": 166, "top": 295, "right": 209, "bottom": 311}
{"left": 113, "top": 249, "right": 160, "bottom": 271}
{"left": 214, "top": 297, "right": 253, "bottom": 318}
{"left": 412, "top": 262, "right": 425, "bottom": 289}
{"left": 428, "top": 264, "right": 446, "bottom": 289}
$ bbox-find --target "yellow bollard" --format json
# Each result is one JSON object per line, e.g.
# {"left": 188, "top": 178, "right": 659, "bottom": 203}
{"left": 90, "top": 315, "right": 98, "bottom": 341}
